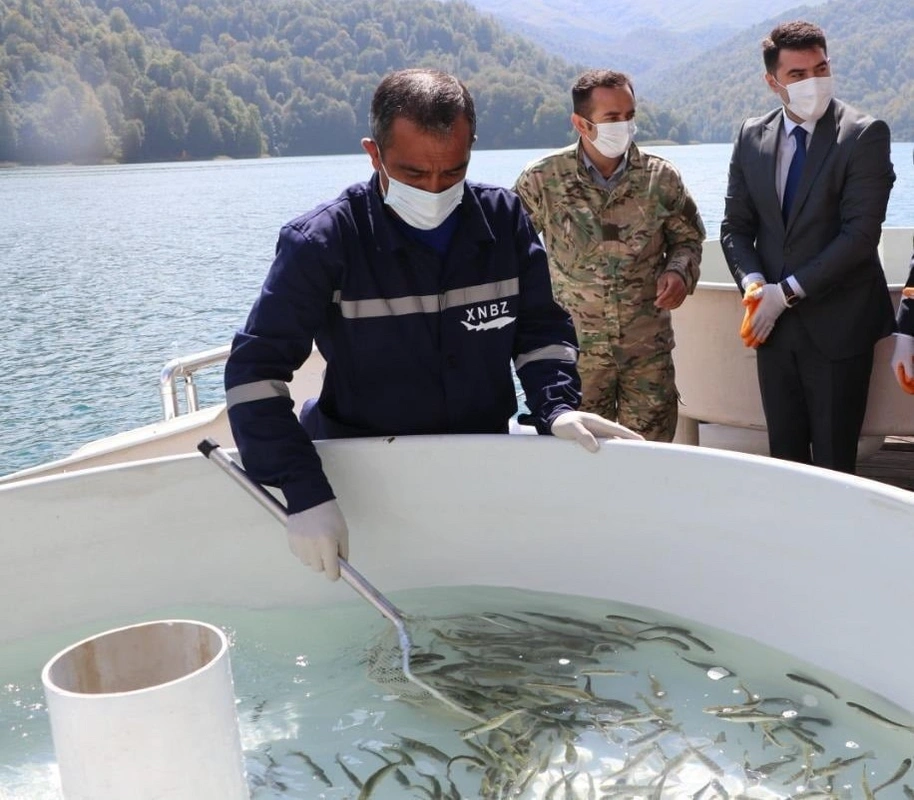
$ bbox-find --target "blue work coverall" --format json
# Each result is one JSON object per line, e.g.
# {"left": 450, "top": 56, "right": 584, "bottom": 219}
{"left": 225, "top": 173, "right": 581, "bottom": 513}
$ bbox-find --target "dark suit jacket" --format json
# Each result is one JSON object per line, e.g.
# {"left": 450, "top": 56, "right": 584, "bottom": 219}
{"left": 899, "top": 251, "right": 914, "bottom": 337}
{"left": 720, "top": 99, "right": 896, "bottom": 359}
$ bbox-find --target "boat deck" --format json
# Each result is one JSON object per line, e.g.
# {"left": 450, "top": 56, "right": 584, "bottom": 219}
{"left": 857, "top": 436, "right": 914, "bottom": 491}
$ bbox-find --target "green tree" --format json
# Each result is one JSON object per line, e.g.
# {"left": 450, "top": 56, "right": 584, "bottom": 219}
{"left": 0, "top": 96, "right": 18, "bottom": 161}
{"left": 185, "top": 102, "right": 222, "bottom": 157}
{"left": 120, "top": 117, "right": 145, "bottom": 161}
{"left": 143, "top": 87, "right": 186, "bottom": 159}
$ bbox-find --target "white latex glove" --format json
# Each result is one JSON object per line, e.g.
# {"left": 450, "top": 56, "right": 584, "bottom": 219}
{"left": 746, "top": 283, "right": 788, "bottom": 344}
{"left": 891, "top": 333, "right": 914, "bottom": 394}
{"left": 550, "top": 410, "right": 644, "bottom": 453}
{"left": 287, "top": 499, "right": 350, "bottom": 581}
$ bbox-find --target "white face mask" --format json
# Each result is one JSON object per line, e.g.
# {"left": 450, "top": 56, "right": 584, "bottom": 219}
{"left": 777, "top": 75, "right": 834, "bottom": 122}
{"left": 380, "top": 164, "right": 464, "bottom": 230}
{"left": 585, "top": 119, "right": 637, "bottom": 159}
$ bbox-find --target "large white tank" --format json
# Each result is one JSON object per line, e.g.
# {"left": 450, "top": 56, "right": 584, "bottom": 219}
{"left": 1, "top": 435, "right": 912, "bottom": 714}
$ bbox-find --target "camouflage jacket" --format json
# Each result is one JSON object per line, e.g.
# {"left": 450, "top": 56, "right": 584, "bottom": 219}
{"left": 514, "top": 141, "right": 705, "bottom": 351}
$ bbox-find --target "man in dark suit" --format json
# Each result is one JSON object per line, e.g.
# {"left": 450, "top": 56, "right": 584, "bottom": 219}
{"left": 721, "top": 20, "right": 896, "bottom": 473}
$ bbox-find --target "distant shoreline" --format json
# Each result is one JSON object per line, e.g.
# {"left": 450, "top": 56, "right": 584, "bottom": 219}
{"left": 0, "top": 143, "right": 718, "bottom": 169}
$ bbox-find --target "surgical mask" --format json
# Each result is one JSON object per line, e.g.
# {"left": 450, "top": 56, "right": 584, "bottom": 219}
{"left": 380, "top": 164, "right": 464, "bottom": 230}
{"left": 585, "top": 120, "right": 637, "bottom": 159}
{"left": 777, "top": 75, "right": 834, "bottom": 122}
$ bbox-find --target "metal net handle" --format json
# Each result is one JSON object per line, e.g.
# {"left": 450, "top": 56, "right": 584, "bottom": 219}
{"left": 198, "top": 439, "right": 483, "bottom": 722}
{"left": 199, "top": 439, "right": 406, "bottom": 619}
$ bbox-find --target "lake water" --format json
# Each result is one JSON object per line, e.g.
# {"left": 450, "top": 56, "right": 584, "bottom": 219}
{"left": 2, "top": 143, "right": 913, "bottom": 475}
{"left": 3, "top": 585, "right": 914, "bottom": 799}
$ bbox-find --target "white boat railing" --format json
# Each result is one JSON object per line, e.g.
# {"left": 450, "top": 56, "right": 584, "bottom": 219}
{"left": 159, "top": 344, "right": 231, "bottom": 421}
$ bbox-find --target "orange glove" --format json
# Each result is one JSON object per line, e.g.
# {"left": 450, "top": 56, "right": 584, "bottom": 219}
{"left": 740, "top": 281, "right": 764, "bottom": 348}
{"left": 891, "top": 334, "right": 914, "bottom": 395}
{"left": 895, "top": 364, "right": 914, "bottom": 394}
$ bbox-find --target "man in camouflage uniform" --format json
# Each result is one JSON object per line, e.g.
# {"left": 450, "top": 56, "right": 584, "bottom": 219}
{"left": 514, "top": 69, "right": 705, "bottom": 441}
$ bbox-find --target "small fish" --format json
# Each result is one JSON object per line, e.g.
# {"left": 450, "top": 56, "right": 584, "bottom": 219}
{"left": 847, "top": 701, "right": 914, "bottom": 732}
{"left": 636, "top": 624, "right": 715, "bottom": 652}
{"left": 513, "top": 748, "right": 553, "bottom": 796}
{"left": 684, "top": 745, "right": 725, "bottom": 777}
{"left": 289, "top": 751, "right": 333, "bottom": 788}
{"left": 771, "top": 722, "right": 825, "bottom": 753}
{"left": 394, "top": 733, "right": 451, "bottom": 763}
{"left": 543, "top": 771, "right": 566, "bottom": 800}
{"left": 522, "top": 610, "right": 609, "bottom": 633}
{"left": 705, "top": 707, "right": 786, "bottom": 723}
{"left": 357, "top": 744, "right": 413, "bottom": 786}
{"left": 251, "top": 698, "right": 267, "bottom": 723}
{"left": 578, "top": 667, "right": 636, "bottom": 677}
{"left": 805, "top": 751, "right": 874, "bottom": 780}
{"left": 604, "top": 613, "right": 652, "bottom": 625}
{"left": 523, "top": 681, "right": 594, "bottom": 701}
{"left": 708, "top": 778, "right": 731, "bottom": 799}
{"left": 678, "top": 655, "right": 735, "bottom": 680}
{"left": 746, "top": 753, "right": 797, "bottom": 779}
{"left": 335, "top": 753, "right": 363, "bottom": 789}
{"left": 649, "top": 673, "right": 666, "bottom": 698}
{"left": 635, "top": 691, "right": 673, "bottom": 721}
{"left": 410, "top": 652, "right": 447, "bottom": 668}
{"left": 862, "top": 763, "right": 876, "bottom": 800}
{"left": 357, "top": 761, "right": 403, "bottom": 800}
{"left": 459, "top": 708, "right": 527, "bottom": 739}
{"left": 626, "top": 724, "right": 672, "bottom": 747}
{"left": 600, "top": 743, "right": 663, "bottom": 786}
{"left": 704, "top": 698, "right": 761, "bottom": 715}
{"left": 786, "top": 672, "right": 840, "bottom": 699}
{"left": 445, "top": 753, "right": 486, "bottom": 775}
{"left": 873, "top": 758, "right": 913, "bottom": 793}
{"left": 636, "top": 634, "right": 691, "bottom": 650}
{"left": 561, "top": 769, "right": 580, "bottom": 800}
{"left": 414, "top": 773, "right": 444, "bottom": 800}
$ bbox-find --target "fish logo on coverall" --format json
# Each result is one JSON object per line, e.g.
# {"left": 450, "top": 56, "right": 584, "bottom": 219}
{"left": 461, "top": 302, "right": 516, "bottom": 332}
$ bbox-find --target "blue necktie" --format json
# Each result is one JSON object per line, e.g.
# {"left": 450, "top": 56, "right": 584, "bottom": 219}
{"left": 782, "top": 126, "right": 807, "bottom": 223}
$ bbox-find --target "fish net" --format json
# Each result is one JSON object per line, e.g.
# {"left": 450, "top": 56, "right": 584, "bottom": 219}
{"left": 361, "top": 610, "right": 629, "bottom": 721}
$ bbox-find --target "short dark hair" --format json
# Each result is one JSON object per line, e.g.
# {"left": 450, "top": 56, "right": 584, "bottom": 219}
{"left": 762, "top": 21, "right": 828, "bottom": 74}
{"left": 571, "top": 70, "right": 635, "bottom": 117}
{"left": 369, "top": 69, "right": 477, "bottom": 151}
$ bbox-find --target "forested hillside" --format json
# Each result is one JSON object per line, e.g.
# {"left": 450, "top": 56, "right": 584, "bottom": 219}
{"left": 0, "top": 0, "right": 693, "bottom": 165}
{"left": 651, "top": 0, "right": 914, "bottom": 141}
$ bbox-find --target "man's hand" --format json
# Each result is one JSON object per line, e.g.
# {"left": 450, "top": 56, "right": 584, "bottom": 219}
{"left": 287, "top": 499, "right": 350, "bottom": 580}
{"left": 551, "top": 411, "right": 644, "bottom": 453}
{"left": 655, "top": 272, "right": 688, "bottom": 310}
{"left": 739, "top": 281, "right": 764, "bottom": 347}
{"left": 741, "top": 282, "right": 786, "bottom": 347}
{"left": 891, "top": 333, "right": 914, "bottom": 395}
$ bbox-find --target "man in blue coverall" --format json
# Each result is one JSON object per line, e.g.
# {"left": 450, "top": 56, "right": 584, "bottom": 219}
{"left": 224, "top": 69, "right": 642, "bottom": 580}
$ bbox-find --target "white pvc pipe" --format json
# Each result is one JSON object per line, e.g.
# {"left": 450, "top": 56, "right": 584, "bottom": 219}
{"left": 42, "top": 619, "right": 248, "bottom": 800}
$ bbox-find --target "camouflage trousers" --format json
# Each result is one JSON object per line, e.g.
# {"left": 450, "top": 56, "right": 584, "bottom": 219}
{"left": 577, "top": 343, "right": 678, "bottom": 442}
